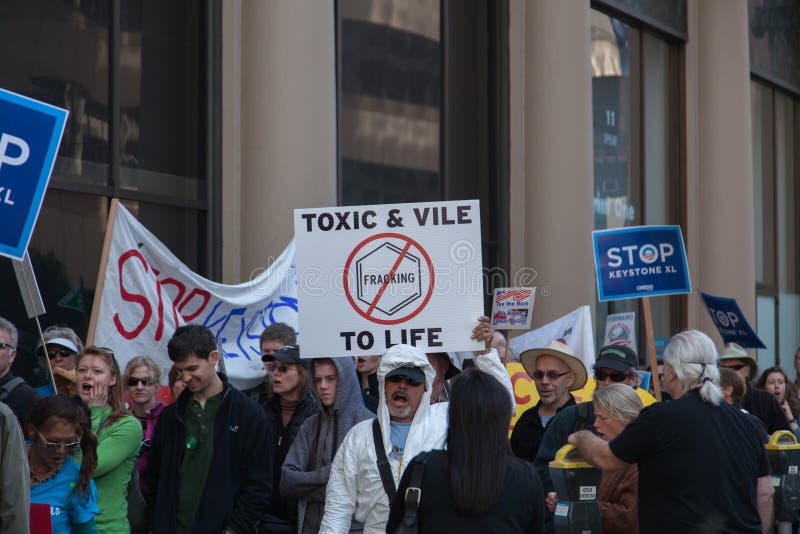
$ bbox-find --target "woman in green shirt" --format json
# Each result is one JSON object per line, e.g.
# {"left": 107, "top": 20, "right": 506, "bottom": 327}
{"left": 77, "top": 346, "right": 142, "bottom": 533}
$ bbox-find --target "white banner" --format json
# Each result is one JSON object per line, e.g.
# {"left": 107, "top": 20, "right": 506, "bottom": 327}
{"left": 603, "top": 311, "right": 637, "bottom": 353}
{"left": 294, "top": 200, "right": 485, "bottom": 358}
{"left": 509, "top": 305, "right": 596, "bottom": 371}
{"left": 92, "top": 203, "right": 297, "bottom": 390}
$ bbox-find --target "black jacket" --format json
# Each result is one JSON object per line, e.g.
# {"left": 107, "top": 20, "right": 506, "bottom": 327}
{"left": 509, "top": 394, "right": 577, "bottom": 462}
{"left": 743, "top": 382, "right": 791, "bottom": 434}
{"left": 0, "top": 373, "right": 39, "bottom": 440}
{"left": 260, "top": 387, "right": 317, "bottom": 529}
{"left": 145, "top": 373, "right": 272, "bottom": 534}
{"left": 387, "top": 450, "right": 545, "bottom": 533}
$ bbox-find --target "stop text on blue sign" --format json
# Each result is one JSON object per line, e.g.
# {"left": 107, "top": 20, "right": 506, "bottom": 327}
{"left": 593, "top": 225, "right": 691, "bottom": 301}
{"left": 0, "top": 88, "right": 69, "bottom": 261}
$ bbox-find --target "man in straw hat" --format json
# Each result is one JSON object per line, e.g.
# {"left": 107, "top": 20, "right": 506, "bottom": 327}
{"left": 510, "top": 340, "right": 588, "bottom": 463}
{"left": 719, "top": 342, "right": 789, "bottom": 434}
{"left": 534, "top": 343, "right": 656, "bottom": 517}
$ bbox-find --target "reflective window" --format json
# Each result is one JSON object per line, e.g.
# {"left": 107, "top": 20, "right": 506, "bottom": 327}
{"left": 752, "top": 80, "right": 800, "bottom": 368}
{"left": 118, "top": 1, "right": 206, "bottom": 200}
{"left": 336, "top": 0, "right": 510, "bottom": 306}
{"left": 0, "top": 0, "right": 110, "bottom": 187}
{"left": 591, "top": 10, "right": 680, "bottom": 355}
{"left": 338, "top": 0, "right": 442, "bottom": 205}
{"left": 0, "top": 1, "right": 217, "bottom": 384}
{"left": 749, "top": 0, "right": 800, "bottom": 94}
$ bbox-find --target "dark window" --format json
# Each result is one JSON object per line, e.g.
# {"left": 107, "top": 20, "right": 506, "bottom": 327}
{"left": 336, "top": 0, "right": 509, "bottom": 301}
{"left": 749, "top": 0, "right": 800, "bottom": 94}
{"left": 0, "top": 0, "right": 218, "bottom": 385}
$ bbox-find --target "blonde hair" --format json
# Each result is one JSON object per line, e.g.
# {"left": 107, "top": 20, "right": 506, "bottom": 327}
{"left": 593, "top": 383, "right": 643, "bottom": 423}
{"left": 123, "top": 356, "right": 163, "bottom": 384}
{"left": 77, "top": 346, "right": 129, "bottom": 428}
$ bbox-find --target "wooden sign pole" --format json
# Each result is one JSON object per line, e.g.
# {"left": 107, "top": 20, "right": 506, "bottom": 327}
{"left": 642, "top": 297, "right": 662, "bottom": 402}
{"left": 86, "top": 199, "right": 119, "bottom": 345}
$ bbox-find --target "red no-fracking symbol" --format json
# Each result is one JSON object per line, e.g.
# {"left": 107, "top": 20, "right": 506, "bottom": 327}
{"left": 343, "top": 233, "right": 435, "bottom": 325}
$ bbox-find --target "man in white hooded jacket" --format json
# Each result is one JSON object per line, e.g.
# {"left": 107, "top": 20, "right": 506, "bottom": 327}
{"left": 318, "top": 317, "right": 514, "bottom": 533}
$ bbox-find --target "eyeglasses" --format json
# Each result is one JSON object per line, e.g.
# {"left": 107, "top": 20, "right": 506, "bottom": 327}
{"left": 0, "top": 341, "right": 15, "bottom": 352}
{"left": 721, "top": 363, "right": 747, "bottom": 371}
{"left": 385, "top": 375, "right": 423, "bottom": 387}
{"left": 594, "top": 369, "right": 628, "bottom": 383}
{"left": 127, "top": 377, "right": 155, "bottom": 387}
{"left": 267, "top": 363, "right": 293, "bottom": 374}
{"left": 38, "top": 435, "right": 80, "bottom": 452}
{"left": 531, "top": 370, "right": 571, "bottom": 381}
{"left": 47, "top": 348, "right": 75, "bottom": 360}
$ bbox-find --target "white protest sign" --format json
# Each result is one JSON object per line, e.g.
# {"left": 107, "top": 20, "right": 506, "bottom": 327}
{"left": 490, "top": 287, "right": 535, "bottom": 330}
{"left": 603, "top": 311, "right": 637, "bottom": 353}
{"left": 294, "top": 200, "right": 485, "bottom": 358}
{"left": 91, "top": 202, "right": 297, "bottom": 390}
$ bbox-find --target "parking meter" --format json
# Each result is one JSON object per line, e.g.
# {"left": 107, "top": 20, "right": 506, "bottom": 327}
{"left": 549, "top": 444, "right": 603, "bottom": 533}
{"left": 765, "top": 431, "right": 800, "bottom": 534}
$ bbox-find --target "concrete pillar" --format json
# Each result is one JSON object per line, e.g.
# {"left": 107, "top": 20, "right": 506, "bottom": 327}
{"left": 222, "top": 0, "right": 337, "bottom": 282}
{"left": 517, "top": 0, "right": 596, "bottom": 327}
{"left": 686, "top": 0, "right": 755, "bottom": 348}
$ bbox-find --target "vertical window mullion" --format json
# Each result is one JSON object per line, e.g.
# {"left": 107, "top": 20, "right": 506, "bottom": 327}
{"left": 110, "top": 0, "right": 121, "bottom": 199}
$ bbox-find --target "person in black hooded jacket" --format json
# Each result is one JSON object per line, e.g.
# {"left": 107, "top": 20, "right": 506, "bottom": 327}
{"left": 145, "top": 324, "right": 271, "bottom": 534}
{"left": 281, "top": 357, "right": 375, "bottom": 533}
{"left": 259, "top": 345, "right": 318, "bottom": 533}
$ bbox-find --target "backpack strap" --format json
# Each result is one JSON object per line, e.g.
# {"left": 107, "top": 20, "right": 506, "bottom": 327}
{"left": 373, "top": 419, "right": 396, "bottom": 500}
{"left": 0, "top": 376, "right": 25, "bottom": 402}
{"left": 401, "top": 452, "right": 430, "bottom": 528}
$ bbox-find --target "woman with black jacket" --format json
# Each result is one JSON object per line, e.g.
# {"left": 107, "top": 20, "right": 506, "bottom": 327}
{"left": 259, "top": 344, "right": 317, "bottom": 533}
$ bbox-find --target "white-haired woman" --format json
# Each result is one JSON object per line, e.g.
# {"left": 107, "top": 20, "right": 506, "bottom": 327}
{"left": 592, "top": 384, "right": 643, "bottom": 534}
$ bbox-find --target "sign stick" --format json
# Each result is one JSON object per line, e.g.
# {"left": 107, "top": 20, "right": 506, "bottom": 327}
{"left": 12, "top": 250, "right": 57, "bottom": 393}
{"left": 503, "top": 329, "right": 511, "bottom": 364}
{"left": 34, "top": 316, "right": 58, "bottom": 394}
{"left": 641, "top": 297, "right": 662, "bottom": 402}
{"left": 86, "top": 199, "right": 119, "bottom": 345}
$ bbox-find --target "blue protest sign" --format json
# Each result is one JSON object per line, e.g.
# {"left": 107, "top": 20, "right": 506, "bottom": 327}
{"left": 592, "top": 225, "right": 691, "bottom": 301}
{"left": 0, "top": 88, "right": 68, "bottom": 260}
{"left": 699, "top": 291, "right": 766, "bottom": 349}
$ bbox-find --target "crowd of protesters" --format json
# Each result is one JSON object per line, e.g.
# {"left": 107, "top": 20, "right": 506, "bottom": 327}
{"left": 0, "top": 312, "right": 798, "bottom": 533}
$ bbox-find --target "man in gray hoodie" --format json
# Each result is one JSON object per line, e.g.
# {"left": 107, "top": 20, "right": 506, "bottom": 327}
{"left": 281, "top": 357, "right": 375, "bottom": 533}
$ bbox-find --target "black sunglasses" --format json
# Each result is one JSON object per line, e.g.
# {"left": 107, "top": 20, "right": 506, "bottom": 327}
{"left": 47, "top": 348, "right": 75, "bottom": 359}
{"left": 267, "top": 363, "right": 293, "bottom": 374}
{"left": 532, "top": 370, "right": 571, "bottom": 381}
{"left": 385, "top": 375, "right": 423, "bottom": 387}
{"left": 594, "top": 369, "right": 628, "bottom": 382}
{"left": 127, "top": 377, "right": 155, "bottom": 387}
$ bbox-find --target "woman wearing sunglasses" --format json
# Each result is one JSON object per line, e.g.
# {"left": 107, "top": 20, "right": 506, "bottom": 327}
{"left": 124, "top": 356, "right": 165, "bottom": 495}
{"left": 36, "top": 325, "right": 84, "bottom": 397}
{"left": 28, "top": 394, "right": 99, "bottom": 534}
{"left": 77, "top": 346, "right": 143, "bottom": 533}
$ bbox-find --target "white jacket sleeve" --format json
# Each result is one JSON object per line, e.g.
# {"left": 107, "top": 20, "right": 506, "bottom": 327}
{"left": 318, "top": 426, "right": 359, "bottom": 533}
{"left": 474, "top": 348, "right": 516, "bottom": 416}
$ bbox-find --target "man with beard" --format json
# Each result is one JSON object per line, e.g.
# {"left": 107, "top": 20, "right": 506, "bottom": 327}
{"left": 509, "top": 340, "right": 588, "bottom": 462}
{"left": 319, "top": 317, "right": 514, "bottom": 534}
